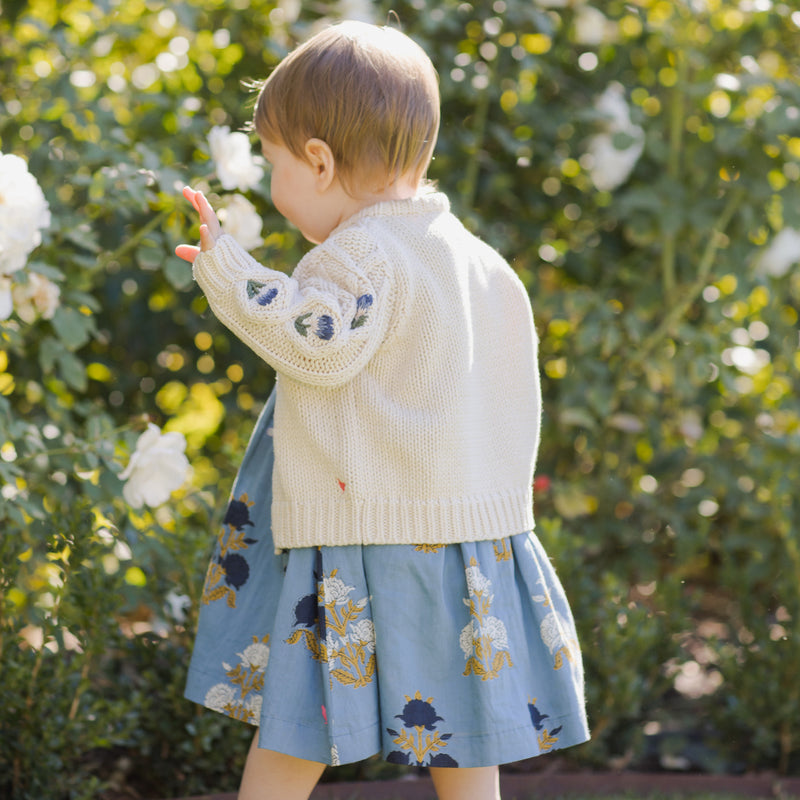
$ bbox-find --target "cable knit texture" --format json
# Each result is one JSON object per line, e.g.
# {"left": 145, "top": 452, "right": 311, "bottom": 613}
{"left": 192, "top": 192, "right": 541, "bottom": 548}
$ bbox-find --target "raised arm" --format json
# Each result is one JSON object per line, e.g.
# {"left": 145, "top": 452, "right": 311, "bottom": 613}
{"left": 190, "top": 227, "right": 393, "bottom": 388}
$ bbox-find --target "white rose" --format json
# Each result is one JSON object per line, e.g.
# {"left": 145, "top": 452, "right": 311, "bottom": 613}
{"left": 349, "top": 619, "right": 375, "bottom": 652}
{"left": 244, "top": 692, "right": 263, "bottom": 719}
{"left": 119, "top": 423, "right": 190, "bottom": 508}
{"left": 11, "top": 272, "right": 61, "bottom": 323}
{"left": 240, "top": 640, "right": 270, "bottom": 669}
{"left": 218, "top": 194, "right": 263, "bottom": 250}
{"left": 0, "top": 153, "right": 51, "bottom": 275}
{"left": 164, "top": 590, "right": 191, "bottom": 623}
{"left": 480, "top": 615, "right": 509, "bottom": 651}
{"left": 459, "top": 620, "right": 477, "bottom": 658}
{"left": 573, "top": 5, "right": 617, "bottom": 46}
{"left": 585, "top": 83, "right": 645, "bottom": 192}
{"left": 464, "top": 564, "right": 491, "bottom": 597}
{"left": 0, "top": 277, "right": 12, "bottom": 320}
{"left": 204, "top": 683, "right": 236, "bottom": 712}
{"left": 208, "top": 126, "right": 264, "bottom": 192}
{"left": 322, "top": 574, "right": 355, "bottom": 604}
{"left": 755, "top": 227, "right": 800, "bottom": 278}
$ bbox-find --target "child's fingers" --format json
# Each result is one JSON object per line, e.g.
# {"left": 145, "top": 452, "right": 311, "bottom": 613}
{"left": 199, "top": 224, "right": 217, "bottom": 251}
{"left": 182, "top": 185, "right": 201, "bottom": 212}
{"left": 175, "top": 243, "right": 200, "bottom": 262}
{"left": 197, "top": 191, "right": 222, "bottom": 235}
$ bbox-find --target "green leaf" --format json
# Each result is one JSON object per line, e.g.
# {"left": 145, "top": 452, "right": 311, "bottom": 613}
{"left": 57, "top": 350, "right": 88, "bottom": 391}
{"left": 38, "top": 335, "right": 62, "bottom": 372}
{"left": 163, "top": 256, "right": 194, "bottom": 289}
{"left": 51, "top": 306, "right": 93, "bottom": 350}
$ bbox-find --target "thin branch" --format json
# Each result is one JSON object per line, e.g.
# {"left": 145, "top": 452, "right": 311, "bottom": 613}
{"left": 633, "top": 187, "right": 745, "bottom": 367}
{"left": 96, "top": 207, "right": 172, "bottom": 270}
{"left": 661, "top": 49, "right": 688, "bottom": 301}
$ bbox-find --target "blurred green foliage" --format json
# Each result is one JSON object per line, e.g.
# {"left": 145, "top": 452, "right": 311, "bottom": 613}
{"left": 1, "top": 0, "right": 800, "bottom": 797}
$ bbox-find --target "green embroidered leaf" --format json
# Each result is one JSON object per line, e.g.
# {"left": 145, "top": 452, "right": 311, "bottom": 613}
{"left": 294, "top": 312, "right": 312, "bottom": 336}
{"left": 350, "top": 314, "right": 367, "bottom": 329}
{"left": 246, "top": 280, "right": 266, "bottom": 298}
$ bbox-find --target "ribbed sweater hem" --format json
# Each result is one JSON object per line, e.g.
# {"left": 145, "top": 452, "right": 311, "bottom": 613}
{"left": 271, "top": 488, "right": 535, "bottom": 549}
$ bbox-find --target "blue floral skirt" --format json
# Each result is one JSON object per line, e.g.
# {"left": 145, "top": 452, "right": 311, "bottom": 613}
{"left": 185, "top": 392, "right": 589, "bottom": 768}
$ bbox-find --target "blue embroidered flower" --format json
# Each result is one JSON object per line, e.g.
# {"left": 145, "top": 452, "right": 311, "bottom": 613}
{"left": 429, "top": 753, "right": 458, "bottom": 767}
{"left": 220, "top": 553, "right": 249, "bottom": 590}
{"left": 395, "top": 697, "right": 443, "bottom": 731}
{"left": 528, "top": 699, "right": 562, "bottom": 751}
{"left": 351, "top": 293, "right": 373, "bottom": 329}
{"left": 293, "top": 594, "right": 318, "bottom": 628}
{"left": 528, "top": 700, "right": 549, "bottom": 731}
{"left": 315, "top": 315, "right": 334, "bottom": 340}
{"left": 224, "top": 498, "right": 254, "bottom": 530}
{"left": 387, "top": 692, "right": 457, "bottom": 767}
{"left": 257, "top": 287, "right": 278, "bottom": 306}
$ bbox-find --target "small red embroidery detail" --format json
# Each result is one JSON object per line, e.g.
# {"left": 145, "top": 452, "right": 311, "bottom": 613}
{"left": 337, "top": 480, "right": 346, "bottom": 492}
{"left": 321, "top": 704, "right": 328, "bottom": 723}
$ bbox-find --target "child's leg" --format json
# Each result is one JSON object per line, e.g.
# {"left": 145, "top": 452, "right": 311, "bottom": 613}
{"left": 238, "top": 731, "right": 326, "bottom": 800}
{"left": 429, "top": 765, "right": 501, "bottom": 800}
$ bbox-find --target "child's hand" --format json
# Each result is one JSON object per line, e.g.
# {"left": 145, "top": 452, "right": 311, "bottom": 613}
{"left": 175, "top": 186, "right": 222, "bottom": 263}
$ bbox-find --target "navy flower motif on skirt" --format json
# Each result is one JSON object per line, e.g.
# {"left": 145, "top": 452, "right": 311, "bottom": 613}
{"left": 202, "top": 493, "right": 259, "bottom": 608}
{"left": 528, "top": 697, "right": 562, "bottom": 752}
{"left": 386, "top": 692, "right": 458, "bottom": 767}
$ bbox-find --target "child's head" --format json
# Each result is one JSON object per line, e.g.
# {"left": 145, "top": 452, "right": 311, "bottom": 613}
{"left": 253, "top": 21, "right": 440, "bottom": 196}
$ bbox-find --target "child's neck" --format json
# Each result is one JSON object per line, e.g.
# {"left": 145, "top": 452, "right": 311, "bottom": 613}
{"left": 358, "top": 173, "right": 420, "bottom": 203}
{"left": 334, "top": 174, "right": 420, "bottom": 227}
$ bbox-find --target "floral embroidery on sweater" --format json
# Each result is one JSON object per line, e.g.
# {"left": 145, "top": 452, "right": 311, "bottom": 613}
{"left": 350, "top": 293, "right": 373, "bottom": 329}
{"left": 246, "top": 280, "right": 278, "bottom": 306}
{"left": 293, "top": 312, "right": 335, "bottom": 340}
{"left": 316, "top": 315, "right": 334, "bottom": 340}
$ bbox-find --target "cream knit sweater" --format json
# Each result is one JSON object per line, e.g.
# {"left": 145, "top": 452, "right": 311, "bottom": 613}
{"left": 193, "top": 192, "right": 541, "bottom": 548}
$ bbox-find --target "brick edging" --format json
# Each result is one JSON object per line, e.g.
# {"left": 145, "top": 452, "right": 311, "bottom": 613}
{"left": 163, "top": 770, "right": 800, "bottom": 800}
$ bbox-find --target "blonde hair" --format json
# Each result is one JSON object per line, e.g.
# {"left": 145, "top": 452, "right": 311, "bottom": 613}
{"left": 252, "top": 21, "right": 440, "bottom": 194}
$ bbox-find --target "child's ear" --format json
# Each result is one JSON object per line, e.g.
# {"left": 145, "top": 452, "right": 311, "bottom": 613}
{"left": 304, "top": 138, "right": 336, "bottom": 191}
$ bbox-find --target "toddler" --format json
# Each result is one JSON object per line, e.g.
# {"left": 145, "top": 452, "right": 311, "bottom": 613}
{"left": 177, "top": 20, "right": 588, "bottom": 800}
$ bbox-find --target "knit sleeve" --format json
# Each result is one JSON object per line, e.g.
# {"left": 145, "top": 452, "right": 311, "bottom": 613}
{"left": 191, "top": 232, "right": 393, "bottom": 387}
